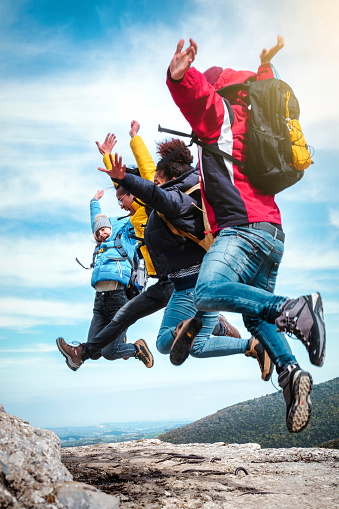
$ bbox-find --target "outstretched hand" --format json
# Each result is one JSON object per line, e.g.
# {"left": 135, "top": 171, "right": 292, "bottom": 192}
{"left": 98, "top": 153, "right": 126, "bottom": 180}
{"left": 94, "top": 190, "right": 104, "bottom": 200}
{"left": 260, "top": 35, "right": 284, "bottom": 64}
{"left": 95, "top": 133, "right": 117, "bottom": 156}
{"left": 129, "top": 120, "right": 140, "bottom": 138}
{"left": 169, "top": 38, "right": 198, "bottom": 80}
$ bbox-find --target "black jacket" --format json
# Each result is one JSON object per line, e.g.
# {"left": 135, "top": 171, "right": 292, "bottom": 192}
{"left": 115, "top": 168, "right": 206, "bottom": 279}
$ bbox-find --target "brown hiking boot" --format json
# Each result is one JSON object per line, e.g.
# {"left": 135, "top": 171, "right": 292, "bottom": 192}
{"left": 134, "top": 339, "right": 154, "bottom": 368}
{"left": 216, "top": 314, "right": 241, "bottom": 338}
{"left": 170, "top": 317, "right": 203, "bottom": 366}
{"left": 56, "top": 337, "right": 84, "bottom": 371}
{"left": 245, "top": 337, "right": 274, "bottom": 382}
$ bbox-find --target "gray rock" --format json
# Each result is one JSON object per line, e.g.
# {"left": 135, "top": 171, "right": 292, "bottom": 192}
{"left": 0, "top": 406, "right": 119, "bottom": 508}
{"left": 53, "top": 482, "right": 119, "bottom": 508}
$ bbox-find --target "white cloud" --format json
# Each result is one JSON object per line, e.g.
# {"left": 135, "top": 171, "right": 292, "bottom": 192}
{"left": 0, "top": 232, "right": 99, "bottom": 289}
{"left": 0, "top": 296, "right": 90, "bottom": 330}
{"left": 329, "top": 209, "right": 339, "bottom": 228}
{"left": 0, "top": 343, "right": 56, "bottom": 353}
{"left": 282, "top": 246, "right": 339, "bottom": 270}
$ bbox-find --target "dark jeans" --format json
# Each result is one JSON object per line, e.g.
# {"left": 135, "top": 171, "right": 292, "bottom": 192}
{"left": 85, "top": 290, "right": 136, "bottom": 361}
{"left": 82, "top": 279, "right": 174, "bottom": 360}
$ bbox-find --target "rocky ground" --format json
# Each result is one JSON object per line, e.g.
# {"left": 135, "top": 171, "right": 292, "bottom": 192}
{"left": 62, "top": 438, "right": 339, "bottom": 509}
{"left": 1, "top": 403, "right": 338, "bottom": 509}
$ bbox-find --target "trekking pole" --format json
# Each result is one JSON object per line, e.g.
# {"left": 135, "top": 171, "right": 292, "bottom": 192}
{"left": 158, "top": 124, "right": 192, "bottom": 138}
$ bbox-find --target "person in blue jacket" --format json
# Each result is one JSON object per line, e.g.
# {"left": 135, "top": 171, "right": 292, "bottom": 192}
{"left": 56, "top": 190, "right": 154, "bottom": 371}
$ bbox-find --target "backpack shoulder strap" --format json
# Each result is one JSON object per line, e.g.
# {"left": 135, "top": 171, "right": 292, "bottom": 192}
{"left": 157, "top": 212, "right": 211, "bottom": 252}
{"left": 157, "top": 180, "right": 213, "bottom": 252}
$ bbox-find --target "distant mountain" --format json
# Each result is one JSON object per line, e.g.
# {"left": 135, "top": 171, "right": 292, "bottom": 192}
{"left": 158, "top": 378, "right": 339, "bottom": 449}
{"left": 49, "top": 419, "right": 191, "bottom": 447}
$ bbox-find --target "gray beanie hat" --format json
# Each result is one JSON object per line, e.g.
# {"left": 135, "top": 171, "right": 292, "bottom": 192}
{"left": 94, "top": 215, "right": 112, "bottom": 238}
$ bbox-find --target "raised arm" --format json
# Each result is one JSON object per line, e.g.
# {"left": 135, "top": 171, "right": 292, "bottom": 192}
{"left": 90, "top": 191, "right": 104, "bottom": 231}
{"left": 260, "top": 35, "right": 284, "bottom": 65}
{"left": 98, "top": 153, "right": 126, "bottom": 180}
{"left": 129, "top": 120, "right": 140, "bottom": 138}
{"left": 95, "top": 133, "right": 117, "bottom": 156}
{"left": 129, "top": 120, "right": 156, "bottom": 182}
{"left": 98, "top": 153, "right": 196, "bottom": 217}
{"left": 169, "top": 38, "right": 198, "bottom": 80}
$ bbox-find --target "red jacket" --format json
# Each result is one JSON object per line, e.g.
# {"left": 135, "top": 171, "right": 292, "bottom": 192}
{"left": 166, "top": 64, "right": 282, "bottom": 235}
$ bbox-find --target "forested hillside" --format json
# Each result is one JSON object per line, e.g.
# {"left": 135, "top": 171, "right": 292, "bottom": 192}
{"left": 158, "top": 378, "right": 339, "bottom": 448}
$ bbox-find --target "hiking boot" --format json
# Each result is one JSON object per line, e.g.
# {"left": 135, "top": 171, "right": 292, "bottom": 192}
{"left": 213, "top": 314, "right": 241, "bottom": 338}
{"left": 275, "top": 292, "right": 326, "bottom": 367}
{"left": 134, "top": 339, "right": 154, "bottom": 368}
{"left": 170, "top": 317, "right": 203, "bottom": 366}
{"left": 56, "top": 337, "right": 84, "bottom": 371}
{"left": 278, "top": 364, "right": 313, "bottom": 433}
{"left": 245, "top": 337, "right": 273, "bottom": 382}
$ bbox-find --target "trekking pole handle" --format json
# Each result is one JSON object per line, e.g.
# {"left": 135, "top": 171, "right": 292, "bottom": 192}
{"left": 158, "top": 124, "right": 192, "bottom": 138}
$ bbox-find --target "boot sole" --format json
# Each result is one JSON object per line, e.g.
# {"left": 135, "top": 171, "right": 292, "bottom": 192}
{"left": 308, "top": 293, "right": 326, "bottom": 367}
{"left": 56, "top": 337, "right": 81, "bottom": 372}
{"left": 170, "top": 318, "right": 202, "bottom": 366}
{"left": 287, "top": 370, "right": 313, "bottom": 433}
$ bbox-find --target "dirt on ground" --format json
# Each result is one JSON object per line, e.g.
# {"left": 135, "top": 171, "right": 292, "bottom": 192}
{"left": 61, "top": 438, "right": 339, "bottom": 508}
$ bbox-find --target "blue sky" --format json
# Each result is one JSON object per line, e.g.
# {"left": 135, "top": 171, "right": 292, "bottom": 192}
{"left": 0, "top": 0, "right": 338, "bottom": 428}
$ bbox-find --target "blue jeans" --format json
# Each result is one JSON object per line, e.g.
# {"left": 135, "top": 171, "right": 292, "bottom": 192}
{"left": 156, "top": 287, "right": 248, "bottom": 358}
{"left": 86, "top": 291, "right": 136, "bottom": 360}
{"left": 194, "top": 226, "right": 296, "bottom": 370}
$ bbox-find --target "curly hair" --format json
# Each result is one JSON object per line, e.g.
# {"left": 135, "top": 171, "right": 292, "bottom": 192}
{"left": 156, "top": 138, "right": 193, "bottom": 180}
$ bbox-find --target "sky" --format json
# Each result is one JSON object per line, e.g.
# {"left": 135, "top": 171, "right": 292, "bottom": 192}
{"left": 0, "top": 0, "right": 338, "bottom": 429}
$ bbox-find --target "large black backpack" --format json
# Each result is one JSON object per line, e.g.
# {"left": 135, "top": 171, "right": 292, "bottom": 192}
{"left": 159, "top": 78, "right": 312, "bottom": 195}
{"left": 217, "top": 78, "right": 312, "bottom": 194}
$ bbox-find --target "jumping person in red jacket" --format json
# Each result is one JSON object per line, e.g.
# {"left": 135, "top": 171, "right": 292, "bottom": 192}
{"left": 166, "top": 36, "right": 326, "bottom": 434}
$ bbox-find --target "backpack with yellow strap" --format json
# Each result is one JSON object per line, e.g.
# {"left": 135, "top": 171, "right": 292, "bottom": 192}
{"left": 157, "top": 181, "right": 214, "bottom": 252}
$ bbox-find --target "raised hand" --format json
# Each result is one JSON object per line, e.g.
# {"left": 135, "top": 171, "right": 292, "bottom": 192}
{"left": 169, "top": 38, "right": 198, "bottom": 80}
{"left": 129, "top": 120, "right": 140, "bottom": 138}
{"left": 260, "top": 35, "right": 285, "bottom": 65}
{"left": 95, "top": 133, "right": 117, "bottom": 156}
{"left": 94, "top": 190, "right": 104, "bottom": 200}
{"left": 98, "top": 153, "right": 126, "bottom": 180}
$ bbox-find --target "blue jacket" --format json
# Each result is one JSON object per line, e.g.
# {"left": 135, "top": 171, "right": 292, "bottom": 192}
{"left": 114, "top": 169, "right": 206, "bottom": 281}
{"left": 90, "top": 199, "right": 137, "bottom": 289}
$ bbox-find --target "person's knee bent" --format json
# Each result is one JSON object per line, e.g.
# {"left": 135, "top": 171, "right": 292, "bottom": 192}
{"left": 193, "top": 281, "right": 211, "bottom": 310}
{"left": 156, "top": 330, "right": 174, "bottom": 355}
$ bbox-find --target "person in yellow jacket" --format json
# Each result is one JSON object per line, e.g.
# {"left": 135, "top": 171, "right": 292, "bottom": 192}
{"left": 97, "top": 121, "right": 157, "bottom": 276}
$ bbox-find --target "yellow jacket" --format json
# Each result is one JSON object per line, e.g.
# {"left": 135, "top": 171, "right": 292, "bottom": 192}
{"left": 103, "top": 136, "right": 157, "bottom": 276}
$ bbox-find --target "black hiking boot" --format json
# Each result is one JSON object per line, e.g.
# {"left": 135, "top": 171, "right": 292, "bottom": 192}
{"left": 170, "top": 317, "right": 203, "bottom": 366}
{"left": 278, "top": 364, "right": 313, "bottom": 433}
{"left": 275, "top": 292, "right": 325, "bottom": 367}
{"left": 245, "top": 337, "right": 274, "bottom": 382}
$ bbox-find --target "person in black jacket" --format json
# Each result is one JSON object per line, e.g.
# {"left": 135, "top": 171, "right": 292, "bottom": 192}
{"left": 98, "top": 145, "right": 273, "bottom": 381}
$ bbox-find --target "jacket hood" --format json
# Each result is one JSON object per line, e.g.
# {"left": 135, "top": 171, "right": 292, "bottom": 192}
{"left": 214, "top": 68, "right": 256, "bottom": 90}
